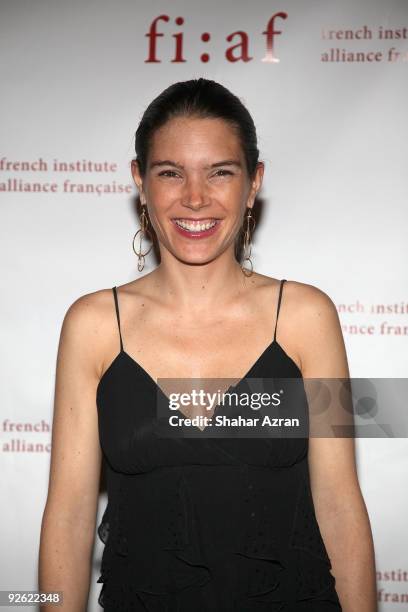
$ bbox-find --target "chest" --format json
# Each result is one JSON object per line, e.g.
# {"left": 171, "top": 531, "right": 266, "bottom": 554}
{"left": 124, "top": 315, "right": 276, "bottom": 381}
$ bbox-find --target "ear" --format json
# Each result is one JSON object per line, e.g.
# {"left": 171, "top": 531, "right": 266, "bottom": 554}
{"left": 131, "top": 159, "right": 146, "bottom": 204}
{"left": 247, "top": 161, "right": 264, "bottom": 208}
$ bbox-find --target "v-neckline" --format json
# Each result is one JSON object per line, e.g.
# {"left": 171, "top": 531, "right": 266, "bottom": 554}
{"left": 123, "top": 341, "right": 275, "bottom": 432}
{"left": 96, "top": 339, "right": 301, "bottom": 433}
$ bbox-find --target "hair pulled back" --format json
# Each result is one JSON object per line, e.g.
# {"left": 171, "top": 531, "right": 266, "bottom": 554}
{"left": 134, "top": 78, "right": 260, "bottom": 181}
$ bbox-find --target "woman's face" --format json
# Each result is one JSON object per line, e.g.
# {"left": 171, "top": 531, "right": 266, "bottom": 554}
{"left": 131, "top": 116, "right": 264, "bottom": 267}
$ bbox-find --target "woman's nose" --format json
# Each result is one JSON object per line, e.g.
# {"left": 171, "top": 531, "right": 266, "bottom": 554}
{"left": 182, "top": 177, "right": 209, "bottom": 210}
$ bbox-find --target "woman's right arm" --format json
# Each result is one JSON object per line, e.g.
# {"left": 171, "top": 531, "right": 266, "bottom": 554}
{"left": 38, "top": 292, "right": 105, "bottom": 611}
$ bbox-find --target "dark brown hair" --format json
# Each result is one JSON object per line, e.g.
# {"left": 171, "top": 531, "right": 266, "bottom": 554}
{"left": 134, "top": 78, "right": 260, "bottom": 181}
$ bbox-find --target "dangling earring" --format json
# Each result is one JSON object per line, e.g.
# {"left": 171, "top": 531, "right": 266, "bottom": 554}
{"left": 132, "top": 202, "right": 154, "bottom": 272}
{"left": 241, "top": 207, "right": 256, "bottom": 277}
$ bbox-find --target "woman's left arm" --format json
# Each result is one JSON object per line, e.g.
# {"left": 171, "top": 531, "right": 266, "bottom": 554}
{"left": 296, "top": 283, "right": 378, "bottom": 612}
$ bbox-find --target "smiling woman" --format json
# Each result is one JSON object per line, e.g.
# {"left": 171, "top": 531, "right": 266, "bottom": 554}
{"left": 38, "top": 78, "right": 377, "bottom": 612}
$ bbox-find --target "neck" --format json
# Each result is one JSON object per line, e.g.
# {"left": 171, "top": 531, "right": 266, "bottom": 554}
{"left": 150, "top": 248, "right": 252, "bottom": 312}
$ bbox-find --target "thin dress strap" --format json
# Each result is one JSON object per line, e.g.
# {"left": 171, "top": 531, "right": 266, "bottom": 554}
{"left": 273, "top": 279, "right": 287, "bottom": 341}
{"left": 112, "top": 286, "right": 124, "bottom": 352}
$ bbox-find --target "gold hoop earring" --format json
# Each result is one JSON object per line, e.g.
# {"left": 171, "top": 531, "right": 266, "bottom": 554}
{"left": 132, "top": 204, "right": 154, "bottom": 272}
{"left": 241, "top": 207, "right": 256, "bottom": 277}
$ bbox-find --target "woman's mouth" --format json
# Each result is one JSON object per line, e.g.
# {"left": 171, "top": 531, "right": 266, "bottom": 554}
{"left": 171, "top": 218, "right": 220, "bottom": 238}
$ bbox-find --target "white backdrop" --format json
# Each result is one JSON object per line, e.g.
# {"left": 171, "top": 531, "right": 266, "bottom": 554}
{"left": 1, "top": 0, "right": 407, "bottom": 609}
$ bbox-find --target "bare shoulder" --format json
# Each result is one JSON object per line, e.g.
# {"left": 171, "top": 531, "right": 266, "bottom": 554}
{"left": 59, "top": 286, "right": 120, "bottom": 379}
{"left": 281, "top": 279, "right": 349, "bottom": 377}
{"left": 283, "top": 279, "right": 339, "bottom": 322}
{"left": 250, "top": 274, "right": 338, "bottom": 331}
{"left": 249, "top": 273, "right": 336, "bottom": 311}
{"left": 62, "top": 286, "right": 113, "bottom": 342}
{"left": 67, "top": 275, "right": 153, "bottom": 323}
{"left": 63, "top": 276, "right": 159, "bottom": 376}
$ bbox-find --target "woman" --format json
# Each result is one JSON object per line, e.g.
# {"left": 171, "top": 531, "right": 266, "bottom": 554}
{"left": 39, "top": 78, "right": 377, "bottom": 611}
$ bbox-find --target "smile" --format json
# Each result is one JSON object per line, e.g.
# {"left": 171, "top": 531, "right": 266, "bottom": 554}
{"left": 171, "top": 218, "right": 221, "bottom": 239}
{"left": 174, "top": 218, "right": 218, "bottom": 232}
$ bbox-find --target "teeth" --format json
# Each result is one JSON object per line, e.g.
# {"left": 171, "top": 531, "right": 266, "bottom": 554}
{"left": 175, "top": 219, "right": 217, "bottom": 232}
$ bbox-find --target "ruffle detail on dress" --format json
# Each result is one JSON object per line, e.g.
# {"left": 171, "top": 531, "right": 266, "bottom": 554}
{"left": 156, "top": 468, "right": 213, "bottom": 592}
{"left": 290, "top": 476, "right": 332, "bottom": 565}
{"left": 96, "top": 469, "right": 212, "bottom": 610}
{"left": 96, "top": 467, "right": 341, "bottom": 611}
{"left": 96, "top": 475, "right": 130, "bottom": 609}
{"left": 287, "top": 476, "right": 341, "bottom": 608}
{"left": 231, "top": 466, "right": 286, "bottom": 611}
{"left": 96, "top": 504, "right": 112, "bottom": 609}
{"left": 289, "top": 548, "right": 340, "bottom": 606}
{"left": 231, "top": 466, "right": 341, "bottom": 611}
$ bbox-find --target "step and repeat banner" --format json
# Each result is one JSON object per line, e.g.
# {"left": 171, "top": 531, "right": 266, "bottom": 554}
{"left": 1, "top": 0, "right": 407, "bottom": 609}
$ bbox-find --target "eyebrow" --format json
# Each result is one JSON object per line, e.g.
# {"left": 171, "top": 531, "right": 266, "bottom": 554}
{"left": 149, "top": 159, "right": 242, "bottom": 170}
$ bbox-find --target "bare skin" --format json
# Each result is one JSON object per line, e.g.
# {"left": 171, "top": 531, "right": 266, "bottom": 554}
{"left": 38, "top": 116, "right": 377, "bottom": 611}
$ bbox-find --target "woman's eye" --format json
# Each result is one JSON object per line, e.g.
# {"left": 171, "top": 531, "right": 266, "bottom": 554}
{"left": 158, "top": 170, "right": 179, "bottom": 178}
{"left": 214, "top": 170, "right": 233, "bottom": 177}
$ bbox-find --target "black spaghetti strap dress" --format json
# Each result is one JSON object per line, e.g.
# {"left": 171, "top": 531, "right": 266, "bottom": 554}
{"left": 96, "top": 279, "right": 342, "bottom": 611}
